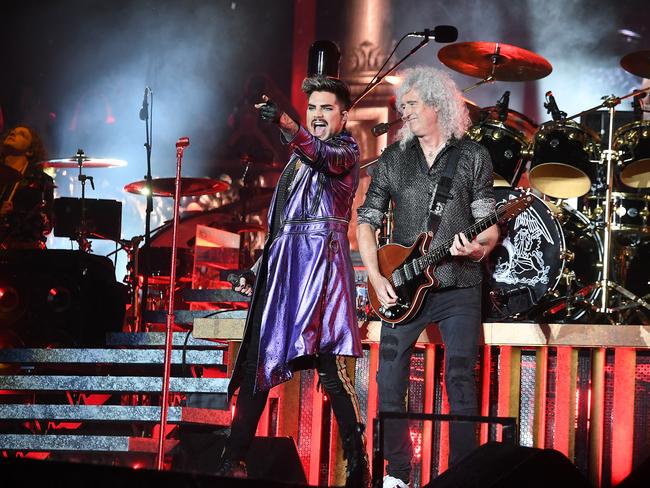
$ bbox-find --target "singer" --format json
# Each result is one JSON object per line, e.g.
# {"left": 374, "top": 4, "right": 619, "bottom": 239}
{"left": 357, "top": 66, "right": 499, "bottom": 488}
{"left": 216, "top": 76, "right": 369, "bottom": 487}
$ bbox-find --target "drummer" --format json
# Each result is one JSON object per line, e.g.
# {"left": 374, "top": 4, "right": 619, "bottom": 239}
{"left": 0, "top": 125, "right": 54, "bottom": 249}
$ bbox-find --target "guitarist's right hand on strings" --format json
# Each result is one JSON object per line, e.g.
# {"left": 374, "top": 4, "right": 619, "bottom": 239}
{"left": 369, "top": 272, "right": 398, "bottom": 309}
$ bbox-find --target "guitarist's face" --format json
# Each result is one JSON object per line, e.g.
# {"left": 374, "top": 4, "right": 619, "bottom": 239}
{"left": 399, "top": 90, "right": 439, "bottom": 139}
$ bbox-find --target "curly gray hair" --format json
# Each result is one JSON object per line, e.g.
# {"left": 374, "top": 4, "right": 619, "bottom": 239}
{"left": 395, "top": 66, "right": 469, "bottom": 150}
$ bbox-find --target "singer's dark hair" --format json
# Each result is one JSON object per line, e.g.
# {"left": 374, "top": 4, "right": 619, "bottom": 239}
{"left": 301, "top": 76, "right": 352, "bottom": 111}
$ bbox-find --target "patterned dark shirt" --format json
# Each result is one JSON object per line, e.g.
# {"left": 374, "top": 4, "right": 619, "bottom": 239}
{"left": 357, "top": 137, "right": 495, "bottom": 288}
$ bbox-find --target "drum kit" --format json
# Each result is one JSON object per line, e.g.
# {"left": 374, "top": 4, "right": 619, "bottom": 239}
{"left": 436, "top": 42, "right": 650, "bottom": 324}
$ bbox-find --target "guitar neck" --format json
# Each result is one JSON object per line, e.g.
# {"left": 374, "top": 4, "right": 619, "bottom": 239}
{"left": 421, "top": 204, "right": 508, "bottom": 267}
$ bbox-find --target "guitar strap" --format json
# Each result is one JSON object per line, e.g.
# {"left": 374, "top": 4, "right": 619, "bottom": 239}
{"left": 427, "top": 145, "right": 460, "bottom": 236}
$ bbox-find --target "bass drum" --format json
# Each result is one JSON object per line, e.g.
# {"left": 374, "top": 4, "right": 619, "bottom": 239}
{"left": 484, "top": 188, "right": 602, "bottom": 322}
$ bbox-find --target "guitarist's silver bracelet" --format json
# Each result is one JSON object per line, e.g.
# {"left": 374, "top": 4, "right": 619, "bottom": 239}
{"left": 471, "top": 246, "right": 487, "bottom": 263}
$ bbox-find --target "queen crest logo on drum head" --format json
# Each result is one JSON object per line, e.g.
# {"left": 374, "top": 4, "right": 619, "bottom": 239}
{"left": 485, "top": 188, "right": 602, "bottom": 322}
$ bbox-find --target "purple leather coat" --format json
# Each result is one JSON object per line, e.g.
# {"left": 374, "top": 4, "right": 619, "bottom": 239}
{"left": 228, "top": 126, "right": 362, "bottom": 397}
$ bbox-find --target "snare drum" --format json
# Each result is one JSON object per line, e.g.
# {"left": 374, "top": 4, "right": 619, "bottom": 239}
{"left": 614, "top": 121, "right": 650, "bottom": 189}
{"left": 583, "top": 192, "right": 650, "bottom": 232}
{"left": 485, "top": 188, "right": 602, "bottom": 321}
{"left": 529, "top": 121, "right": 601, "bottom": 199}
{"left": 467, "top": 107, "right": 536, "bottom": 187}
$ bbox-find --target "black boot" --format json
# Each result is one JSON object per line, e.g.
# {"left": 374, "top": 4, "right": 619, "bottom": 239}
{"left": 343, "top": 423, "right": 370, "bottom": 488}
{"left": 215, "top": 439, "right": 248, "bottom": 478}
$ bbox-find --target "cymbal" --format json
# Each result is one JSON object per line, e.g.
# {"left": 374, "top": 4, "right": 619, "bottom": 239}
{"left": 0, "top": 165, "right": 23, "bottom": 184}
{"left": 39, "top": 157, "right": 128, "bottom": 169}
{"left": 438, "top": 42, "right": 552, "bottom": 81}
{"left": 620, "top": 50, "right": 650, "bottom": 78}
{"left": 124, "top": 177, "right": 230, "bottom": 197}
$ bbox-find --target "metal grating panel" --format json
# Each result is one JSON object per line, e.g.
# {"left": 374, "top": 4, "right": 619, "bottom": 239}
{"left": 519, "top": 350, "right": 536, "bottom": 447}
{"left": 574, "top": 349, "right": 592, "bottom": 475}
{"left": 429, "top": 345, "right": 445, "bottom": 479}
{"left": 633, "top": 351, "right": 650, "bottom": 467}
{"left": 602, "top": 350, "right": 616, "bottom": 486}
{"left": 297, "top": 369, "right": 315, "bottom": 476}
{"left": 408, "top": 349, "right": 425, "bottom": 487}
{"left": 544, "top": 349, "right": 558, "bottom": 448}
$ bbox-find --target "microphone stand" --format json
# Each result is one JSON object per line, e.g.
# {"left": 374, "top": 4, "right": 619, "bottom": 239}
{"left": 140, "top": 89, "right": 153, "bottom": 332}
{"left": 350, "top": 34, "right": 432, "bottom": 110}
{"left": 155, "top": 136, "right": 190, "bottom": 470}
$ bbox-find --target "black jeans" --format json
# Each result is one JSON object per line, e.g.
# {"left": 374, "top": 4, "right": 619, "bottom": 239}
{"left": 377, "top": 285, "right": 482, "bottom": 483}
{"left": 228, "top": 293, "right": 363, "bottom": 460}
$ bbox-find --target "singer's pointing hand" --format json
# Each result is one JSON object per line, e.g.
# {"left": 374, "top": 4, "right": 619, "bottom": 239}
{"left": 255, "top": 95, "right": 281, "bottom": 124}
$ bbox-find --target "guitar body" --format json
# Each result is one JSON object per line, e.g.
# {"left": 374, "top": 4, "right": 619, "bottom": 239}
{"left": 365, "top": 192, "right": 532, "bottom": 325}
{"left": 367, "top": 232, "right": 439, "bottom": 324}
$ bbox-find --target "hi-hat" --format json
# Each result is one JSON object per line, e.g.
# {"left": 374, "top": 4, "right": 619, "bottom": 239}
{"left": 124, "top": 177, "right": 230, "bottom": 197}
{"left": 620, "top": 50, "right": 650, "bottom": 78}
{"left": 438, "top": 41, "right": 553, "bottom": 81}
{"left": 39, "top": 157, "right": 128, "bottom": 169}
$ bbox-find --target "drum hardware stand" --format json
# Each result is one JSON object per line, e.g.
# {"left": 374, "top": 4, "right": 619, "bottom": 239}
{"left": 591, "top": 92, "right": 650, "bottom": 318}
{"left": 74, "top": 149, "right": 94, "bottom": 252}
{"left": 156, "top": 136, "right": 190, "bottom": 470}
{"left": 139, "top": 86, "right": 153, "bottom": 333}
{"left": 462, "top": 75, "right": 495, "bottom": 95}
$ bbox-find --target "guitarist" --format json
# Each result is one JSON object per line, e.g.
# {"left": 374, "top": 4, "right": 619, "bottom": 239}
{"left": 357, "top": 66, "right": 499, "bottom": 488}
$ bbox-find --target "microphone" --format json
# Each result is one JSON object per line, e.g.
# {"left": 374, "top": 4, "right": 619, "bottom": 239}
{"left": 407, "top": 25, "right": 458, "bottom": 43}
{"left": 544, "top": 91, "right": 566, "bottom": 121}
{"left": 371, "top": 117, "right": 405, "bottom": 137}
{"left": 139, "top": 87, "right": 149, "bottom": 121}
{"left": 632, "top": 92, "right": 644, "bottom": 120}
{"left": 176, "top": 136, "right": 190, "bottom": 148}
{"left": 372, "top": 122, "right": 391, "bottom": 137}
{"left": 496, "top": 90, "right": 510, "bottom": 122}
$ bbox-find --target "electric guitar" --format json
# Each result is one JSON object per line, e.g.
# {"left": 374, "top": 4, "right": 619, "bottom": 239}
{"left": 367, "top": 192, "right": 533, "bottom": 324}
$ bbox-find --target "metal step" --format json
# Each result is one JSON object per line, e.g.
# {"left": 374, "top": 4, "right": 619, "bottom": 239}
{"left": 105, "top": 332, "right": 224, "bottom": 347}
{"left": 0, "top": 405, "right": 230, "bottom": 425}
{"left": 181, "top": 288, "right": 251, "bottom": 303}
{"left": 0, "top": 348, "right": 223, "bottom": 365}
{"left": 142, "top": 309, "right": 246, "bottom": 325}
{"left": 0, "top": 375, "right": 228, "bottom": 393}
{"left": 0, "top": 434, "right": 179, "bottom": 453}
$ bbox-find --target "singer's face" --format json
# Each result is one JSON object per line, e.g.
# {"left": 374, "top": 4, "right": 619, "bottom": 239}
{"left": 2, "top": 126, "right": 33, "bottom": 155}
{"left": 306, "top": 91, "right": 348, "bottom": 141}
{"left": 400, "top": 89, "right": 438, "bottom": 138}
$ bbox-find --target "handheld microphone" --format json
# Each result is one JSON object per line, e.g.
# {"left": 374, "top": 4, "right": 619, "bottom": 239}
{"left": 544, "top": 91, "right": 566, "bottom": 121}
{"left": 407, "top": 25, "right": 458, "bottom": 43}
{"left": 371, "top": 117, "right": 404, "bottom": 137}
{"left": 496, "top": 91, "right": 510, "bottom": 122}
{"left": 372, "top": 123, "right": 391, "bottom": 137}
{"left": 139, "top": 87, "right": 150, "bottom": 121}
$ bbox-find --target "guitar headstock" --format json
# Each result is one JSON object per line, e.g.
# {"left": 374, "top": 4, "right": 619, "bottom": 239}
{"left": 499, "top": 189, "right": 534, "bottom": 221}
